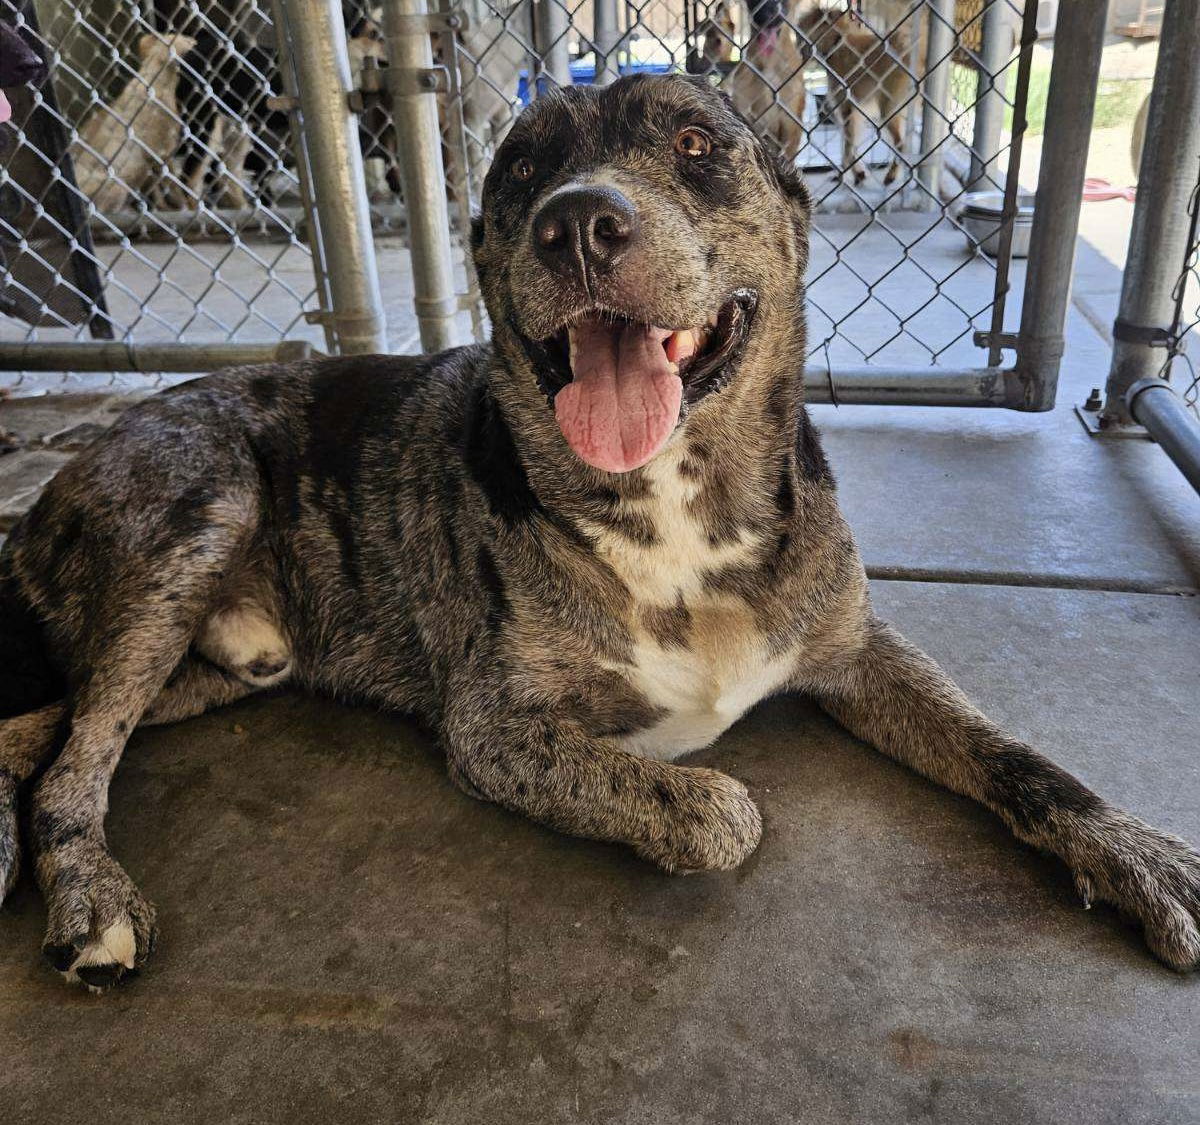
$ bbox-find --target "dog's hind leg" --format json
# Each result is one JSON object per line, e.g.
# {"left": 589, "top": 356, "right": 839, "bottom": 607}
{"left": 0, "top": 704, "right": 65, "bottom": 900}
{"left": 839, "top": 100, "right": 866, "bottom": 185}
{"left": 31, "top": 507, "right": 258, "bottom": 990}
{"left": 1, "top": 654, "right": 267, "bottom": 903}
{"left": 882, "top": 102, "right": 905, "bottom": 186}
{"left": 142, "top": 656, "right": 267, "bottom": 726}
{"left": 803, "top": 616, "right": 1200, "bottom": 971}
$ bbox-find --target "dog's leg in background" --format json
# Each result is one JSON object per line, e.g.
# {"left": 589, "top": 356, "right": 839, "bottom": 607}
{"left": 443, "top": 679, "right": 762, "bottom": 872}
{"left": 882, "top": 104, "right": 904, "bottom": 186}
{"left": 215, "top": 119, "right": 251, "bottom": 210}
{"left": 804, "top": 616, "right": 1200, "bottom": 970}
{"left": 839, "top": 99, "right": 866, "bottom": 184}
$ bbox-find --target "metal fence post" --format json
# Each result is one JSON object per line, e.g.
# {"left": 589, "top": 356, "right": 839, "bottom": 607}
{"left": 917, "top": 0, "right": 956, "bottom": 211}
{"left": 534, "top": 0, "right": 572, "bottom": 89}
{"left": 968, "top": 0, "right": 1011, "bottom": 192}
{"left": 281, "top": 0, "right": 389, "bottom": 354}
{"left": 1099, "top": 0, "right": 1200, "bottom": 428}
{"left": 382, "top": 0, "right": 461, "bottom": 353}
{"left": 593, "top": 0, "right": 622, "bottom": 85}
{"left": 1005, "top": 0, "right": 1107, "bottom": 411}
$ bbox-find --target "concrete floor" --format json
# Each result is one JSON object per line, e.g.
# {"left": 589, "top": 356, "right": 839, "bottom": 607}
{"left": 2, "top": 230, "right": 1200, "bottom": 1123}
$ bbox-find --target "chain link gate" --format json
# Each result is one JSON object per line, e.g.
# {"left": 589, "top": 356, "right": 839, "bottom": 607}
{"left": 0, "top": 0, "right": 389, "bottom": 390}
{"left": 1091, "top": 0, "right": 1200, "bottom": 495}
{"left": 390, "top": 0, "right": 1105, "bottom": 411}
{"left": 3, "top": 0, "right": 1109, "bottom": 413}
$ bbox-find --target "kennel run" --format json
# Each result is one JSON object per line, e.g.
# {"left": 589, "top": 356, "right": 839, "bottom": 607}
{"left": 0, "top": 0, "right": 1198, "bottom": 491}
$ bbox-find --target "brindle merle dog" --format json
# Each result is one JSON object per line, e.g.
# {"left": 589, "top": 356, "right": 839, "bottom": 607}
{"left": 1, "top": 75, "right": 1198, "bottom": 990}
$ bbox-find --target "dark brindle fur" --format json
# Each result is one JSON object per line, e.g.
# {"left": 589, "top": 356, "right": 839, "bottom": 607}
{"left": 1, "top": 76, "right": 1198, "bottom": 990}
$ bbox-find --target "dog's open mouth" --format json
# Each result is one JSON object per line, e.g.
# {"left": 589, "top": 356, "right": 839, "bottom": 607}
{"left": 526, "top": 289, "right": 758, "bottom": 473}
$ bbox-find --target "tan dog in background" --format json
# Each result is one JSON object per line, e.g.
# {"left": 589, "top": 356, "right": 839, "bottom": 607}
{"left": 71, "top": 33, "right": 194, "bottom": 212}
{"left": 798, "top": 5, "right": 913, "bottom": 185}
{"left": 702, "top": 0, "right": 808, "bottom": 163}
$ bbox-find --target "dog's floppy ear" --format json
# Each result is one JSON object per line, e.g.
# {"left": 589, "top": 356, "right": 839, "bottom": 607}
{"left": 771, "top": 153, "right": 812, "bottom": 224}
{"left": 719, "top": 88, "right": 813, "bottom": 230}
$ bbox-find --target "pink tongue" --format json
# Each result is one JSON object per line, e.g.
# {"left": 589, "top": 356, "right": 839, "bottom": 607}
{"left": 0, "top": 91, "right": 11, "bottom": 125}
{"left": 554, "top": 319, "right": 682, "bottom": 473}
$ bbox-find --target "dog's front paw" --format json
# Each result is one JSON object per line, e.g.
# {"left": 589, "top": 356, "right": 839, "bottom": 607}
{"left": 635, "top": 767, "right": 762, "bottom": 874}
{"left": 1074, "top": 817, "right": 1200, "bottom": 971}
{"left": 40, "top": 843, "right": 157, "bottom": 990}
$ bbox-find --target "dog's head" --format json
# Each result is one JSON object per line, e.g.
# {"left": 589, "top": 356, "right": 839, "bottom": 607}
{"left": 699, "top": 2, "right": 737, "bottom": 66}
{"left": 136, "top": 32, "right": 196, "bottom": 69}
{"left": 472, "top": 74, "right": 810, "bottom": 475}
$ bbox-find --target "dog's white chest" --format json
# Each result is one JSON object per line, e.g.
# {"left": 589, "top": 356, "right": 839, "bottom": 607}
{"left": 614, "top": 613, "right": 795, "bottom": 759}
{"left": 585, "top": 453, "right": 795, "bottom": 759}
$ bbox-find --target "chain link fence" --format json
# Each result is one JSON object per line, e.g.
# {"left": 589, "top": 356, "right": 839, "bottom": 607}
{"left": 0, "top": 0, "right": 351, "bottom": 392}
{"left": 434, "top": 0, "right": 1036, "bottom": 372}
{"left": 1, "top": 0, "right": 1107, "bottom": 416}
{"left": 1161, "top": 162, "right": 1200, "bottom": 418}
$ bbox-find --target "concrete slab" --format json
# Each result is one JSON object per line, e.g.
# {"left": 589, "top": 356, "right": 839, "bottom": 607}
{"left": 811, "top": 299, "right": 1200, "bottom": 590}
{"left": 0, "top": 449, "right": 74, "bottom": 533}
{"left": 1, "top": 581, "right": 1197, "bottom": 1124}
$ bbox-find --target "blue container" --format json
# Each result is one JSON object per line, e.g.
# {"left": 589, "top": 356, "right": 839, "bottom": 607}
{"left": 516, "top": 60, "right": 675, "bottom": 104}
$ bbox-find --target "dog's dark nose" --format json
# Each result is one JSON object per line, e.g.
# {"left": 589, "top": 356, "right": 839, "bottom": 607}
{"left": 532, "top": 186, "right": 638, "bottom": 279}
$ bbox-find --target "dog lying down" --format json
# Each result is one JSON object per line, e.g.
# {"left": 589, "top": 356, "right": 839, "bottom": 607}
{"left": 1, "top": 75, "right": 1198, "bottom": 989}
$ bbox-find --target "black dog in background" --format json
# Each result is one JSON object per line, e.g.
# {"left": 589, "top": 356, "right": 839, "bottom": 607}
{"left": 174, "top": 30, "right": 290, "bottom": 206}
{"left": 0, "top": 17, "right": 48, "bottom": 124}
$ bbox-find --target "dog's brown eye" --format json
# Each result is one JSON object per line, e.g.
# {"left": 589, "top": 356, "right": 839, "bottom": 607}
{"left": 510, "top": 156, "right": 535, "bottom": 183}
{"left": 675, "top": 129, "right": 712, "bottom": 158}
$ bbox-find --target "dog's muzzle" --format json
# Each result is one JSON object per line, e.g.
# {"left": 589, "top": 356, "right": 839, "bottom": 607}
{"left": 519, "top": 289, "right": 759, "bottom": 475}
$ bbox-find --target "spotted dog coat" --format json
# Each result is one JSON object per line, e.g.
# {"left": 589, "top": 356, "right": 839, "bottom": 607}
{"left": 2, "top": 76, "right": 1199, "bottom": 990}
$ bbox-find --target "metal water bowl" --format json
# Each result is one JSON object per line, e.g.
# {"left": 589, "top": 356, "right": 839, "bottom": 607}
{"left": 960, "top": 190, "right": 1036, "bottom": 258}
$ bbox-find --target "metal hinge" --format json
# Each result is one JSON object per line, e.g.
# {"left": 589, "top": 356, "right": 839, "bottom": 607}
{"left": 388, "top": 10, "right": 469, "bottom": 35}
{"left": 1112, "top": 318, "right": 1174, "bottom": 347}
{"left": 266, "top": 94, "right": 299, "bottom": 113}
{"left": 973, "top": 330, "right": 1018, "bottom": 351}
{"left": 389, "top": 65, "right": 450, "bottom": 96}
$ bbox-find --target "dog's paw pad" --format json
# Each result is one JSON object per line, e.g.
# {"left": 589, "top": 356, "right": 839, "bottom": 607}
{"left": 76, "top": 962, "right": 134, "bottom": 991}
{"left": 243, "top": 654, "right": 291, "bottom": 683}
{"left": 51, "top": 920, "right": 138, "bottom": 990}
{"left": 43, "top": 942, "right": 81, "bottom": 972}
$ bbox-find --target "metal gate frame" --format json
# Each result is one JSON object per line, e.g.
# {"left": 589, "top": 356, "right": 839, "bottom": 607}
{"left": 0, "top": 0, "right": 388, "bottom": 374}
{"left": 390, "top": 0, "right": 1108, "bottom": 413}
{"left": 1087, "top": 0, "right": 1200, "bottom": 495}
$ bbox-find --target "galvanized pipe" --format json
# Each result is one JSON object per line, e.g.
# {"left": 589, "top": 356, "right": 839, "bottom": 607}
{"left": 917, "top": 0, "right": 957, "bottom": 210}
{"left": 382, "top": 0, "right": 461, "bottom": 352}
{"left": 805, "top": 366, "right": 1008, "bottom": 407}
{"left": 269, "top": 0, "right": 336, "bottom": 353}
{"left": 593, "top": 0, "right": 622, "bottom": 85}
{"left": 1100, "top": 0, "right": 1200, "bottom": 426}
{"left": 0, "top": 341, "right": 314, "bottom": 373}
{"left": 968, "top": 0, "right": 1011, "bottom": 192}
{"left": 534, "top": 0, "right": 572, "bottom": 89}
{"left": 282, "top": 0, "right": 389, "bottom": 354}
{"left": 1126, "top": 379, "right": 1200, "bottom": 495}
{"left": 1008, "top": 0, "right": 1107, "bottom": 411}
